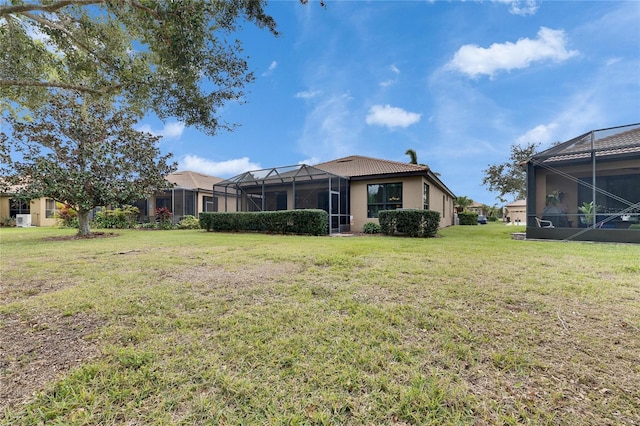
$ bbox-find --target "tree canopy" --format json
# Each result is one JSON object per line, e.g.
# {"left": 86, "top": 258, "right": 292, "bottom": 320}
{"left": 482, "top": 142, "right": 538, "bottom": 203}
{"left": 0, "top": 91, "right": 176, "bottom": 236}
{"left": 455, "top": 195, "right": 473, "bottom": 211}
{"left": 0, "top": 0, "right": 281, "bottom": 134}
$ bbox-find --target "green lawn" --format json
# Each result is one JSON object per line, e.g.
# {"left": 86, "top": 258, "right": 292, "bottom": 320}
{"left": 1, "top": 224, "right": 639, "bottom": 425}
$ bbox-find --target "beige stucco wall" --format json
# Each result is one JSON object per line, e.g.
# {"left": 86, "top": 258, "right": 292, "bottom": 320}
{"left": 0, "top": 196, "right": 57, "bottom": 227}
{"left": 0, "top": 196, "right": 9, "bottom": 221}
{"left": 350, "top": 176, "right": 454, "bottom": 232}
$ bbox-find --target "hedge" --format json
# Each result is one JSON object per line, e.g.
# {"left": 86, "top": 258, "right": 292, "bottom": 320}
{"left": 199, "top": 210, "right": 328, "bottom": 236}
{"left": 458, "top": 211, "right": 478, "bottom": 225}
{"left": 378, "top": 209, "right": 440, "bottom": 238}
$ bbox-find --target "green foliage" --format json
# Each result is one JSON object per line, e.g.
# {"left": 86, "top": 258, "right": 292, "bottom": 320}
{"left": 0, "top": 1, "right": 281, "bottom": 134}
{"left": 487, "top": 215, "right": 498, "bottom": 222}
{"left": 378, "top": 210, "right": 440, "bottom": 237}
{"left": 177, "top": 215, "right": 201, "bottom": 230}
{"left": 362, "top": 222, "right": 382, "bottom": 234}
{"left": 458, "top": 212, "right": 478, "bottom": 226}
{"left": 0, "top": 92, "right": 176, "bottom": 236}
{"left": 456, "top": 196, "right": 473, "bottom": 211}
{"left": 155, "top": 207, "right": 174, "bottom": 230}
{"left": 482, "top": 142, "right": 538, "bottom": 203}
{"left": 94, "top": 205, "right": 140, "bottom": 229}
{"left": 629, "top": 224, "right": 640, "bottom": 230}
{"left": 54, "top": 203, "right": 78, "bottom": 228}
{"left": 1, "top": 216, "right": 16, "bottom": 227}
{"left": 200, "top": 210, "right": 328, "bottom": 236}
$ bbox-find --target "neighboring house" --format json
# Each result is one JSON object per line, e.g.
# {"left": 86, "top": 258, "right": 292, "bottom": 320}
{"left": 504, "top": 199, "right": 526, "bottom": 223}
{"left": 134, "top": 171, "right": 224, "bottom": 223}
{"left": 467, "top": 202, "right": 488, "bottom": 216}
{"left": 525, "top": 123, "right": 640, "bottom": 243}
{"left": 0, "top": 193, "right": 58, "bottom": 227}
{"left": 213, "top": 155, "right": 456, "bottom": 234}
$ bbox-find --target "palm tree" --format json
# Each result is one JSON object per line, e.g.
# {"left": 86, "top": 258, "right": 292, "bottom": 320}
{"left": 456, "top": 196, "right": 473, "bottom": 211}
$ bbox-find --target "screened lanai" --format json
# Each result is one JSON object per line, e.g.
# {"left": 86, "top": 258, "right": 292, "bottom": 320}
{"left": 213, "top": 164, "right": 350, "bottom": 234}
{"left": 526, "top": 123, "right": 640, "bottom": 243}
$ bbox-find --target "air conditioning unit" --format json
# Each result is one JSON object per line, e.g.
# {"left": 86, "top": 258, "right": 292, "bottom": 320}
{"left": 16, "top": 214, "right": 32, "bottom": 227}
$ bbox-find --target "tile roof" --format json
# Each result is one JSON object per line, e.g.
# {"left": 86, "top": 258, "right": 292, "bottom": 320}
{"left": 166, "top": 171, "right": 223, "bottom": 191}
{"left": 313, "top": 155, "right": 429, "bottom": 177}
{"left": 532, "top": 124, "right": 640, "bottom": 163}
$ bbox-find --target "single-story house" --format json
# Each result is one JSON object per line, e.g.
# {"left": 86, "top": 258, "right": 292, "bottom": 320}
{"left": 504, "top": 199, "right": 527, "bottom": 224}
{"left": 134, "top": 171, "right": 224, "bottom": 223}
{"left": 525, "top": 123, "right": 640, "bottom": 243}
{"left": 212, "top": 155, "right": 456, "bottom": 234}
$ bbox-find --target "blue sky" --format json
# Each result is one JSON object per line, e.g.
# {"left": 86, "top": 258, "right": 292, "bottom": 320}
{"left": 139, "top": 0, "right": 640, "bottom": 206}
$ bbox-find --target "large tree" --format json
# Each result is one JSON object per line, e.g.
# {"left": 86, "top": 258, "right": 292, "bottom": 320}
{"left": 0, "top": 91, "right": 176, "bottom": 236}
{"left": 482, "top": 142, "right": 538, "bottom": 203}
{"left": 0, "top": 0, "right": 282, "bottom": 134}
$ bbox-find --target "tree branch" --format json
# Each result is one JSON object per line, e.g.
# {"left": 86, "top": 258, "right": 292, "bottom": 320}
{"left": 0, "top": 79, "right": 114, "bottom": 94}
{"left": 0, "top": 0, "right": 104, "bottom": 17}
{"left": 22, "top": 12, "right": 114, "bottom": 69}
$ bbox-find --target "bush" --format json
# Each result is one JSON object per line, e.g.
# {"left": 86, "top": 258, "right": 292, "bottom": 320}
{"left": 155, "top": 207, "right": 174, "bottom": 230}
{"left": 458, "top": 211, "right": 478, "bottom": 225}
{"left": 378, "top": 209, "right": 440, "bottom": 238}
{"left": 1, "top": 216, "right": 16, "bottom": 227}
{"left": 94, "top": 205, "right": 140, "bottom": 229}
{"left": 362, "top": 222, "right": 382, "bottom": 234}
{"left": 487, "top": 216, "right": 498, "bottom": 222}
{"left": 199, "top": 210, "right": 328, "bottom": 236}
{"left": 55, "top": 203, "right": 78, "bottom": 228}
{"left": 177, "top": 215, "right": 201, "bottom": 229}
{"left": 630, "top": 224, "right": 640, "bottom": 230}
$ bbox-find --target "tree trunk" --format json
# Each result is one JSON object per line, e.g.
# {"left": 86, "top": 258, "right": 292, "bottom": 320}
{"left": 77, "top": 210, "right": 91, "bottom": 236}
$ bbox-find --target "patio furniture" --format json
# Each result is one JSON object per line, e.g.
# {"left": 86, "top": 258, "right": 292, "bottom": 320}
{"left": 535, "top": 217, "right": 554, "bottom": 228}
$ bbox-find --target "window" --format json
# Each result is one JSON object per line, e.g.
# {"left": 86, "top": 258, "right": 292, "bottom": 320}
{"left": 203, "top": 196, "right": 218, "bottom": 212}
{"left": 45, "top": 199, "right": 58, "bottom": 218}
{"left": 9, "top": 199, "right": 30, "bottom": 217}
{"left": 423, "top": 183, "right": 430, "bottom": 210}
{"left": 367, "top": 183, "right": 402, "bottom": 218}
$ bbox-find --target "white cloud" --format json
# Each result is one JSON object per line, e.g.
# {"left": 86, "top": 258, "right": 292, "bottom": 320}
{"left": 262, "top": 60, "right": 278, "bottom": 76}
{"left": 137, "top": 122, "right": 185, "bottom": 139}
{"left": 365, "top": 104, "right": 421, "bottom": 129}
{"left": 493, "top": 0, "right": 539, "bottom": 16}
{"left": 516, "top": 123, "right": 559, "bottom": 145}
{"left": 295, "top": 90, "right": 322, "bottom": 99}
{"left": 605, "top": 57, "right": 621, "bottom": 66}
{"left": 449, "top": 27, "right": 578, "bottom": 78}
{"left": 379, "top": 79, "right": 396, "bottom": 88}
{"left": 390, "top": 64, "right": 400, "bottom": 74}
{"left": 179, "top": 155, "right": 261, "bottom": 177}
{"left": 297, "top": 92, "right": 360, "bottom": 162}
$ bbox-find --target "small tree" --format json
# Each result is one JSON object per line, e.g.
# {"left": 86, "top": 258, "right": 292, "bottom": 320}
{"left": 482, "top": 142, "right": 538, "bottom": 203}
{"left": 1, "top": 92, "right": 176, "bottom": 236}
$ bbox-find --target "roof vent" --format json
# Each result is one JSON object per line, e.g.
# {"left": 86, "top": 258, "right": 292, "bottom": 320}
{"left": 336, "top": 159, "right": 352, "bottom": 163}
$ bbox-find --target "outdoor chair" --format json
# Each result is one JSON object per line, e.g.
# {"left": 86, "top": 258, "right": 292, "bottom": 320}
{"left": 535, "top": 217, "right": 554, "bottom": 228}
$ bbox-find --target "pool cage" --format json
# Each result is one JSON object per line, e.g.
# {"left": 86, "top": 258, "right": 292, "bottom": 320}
{"left": 213, "top": 164, "right": 351, "bottom": 234}
{"left": 526, "top": 123, "right": 640, "bottom": 243}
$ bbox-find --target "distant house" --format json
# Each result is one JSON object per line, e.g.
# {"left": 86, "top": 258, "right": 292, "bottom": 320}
{"left": 467, "top": 202, "right": 488, "bottom": 216}
{"left": 134, "top": 171, "right": 224, "bottom": 223}
{"left": 525, "top": 123, "right": 640, "bottom": 243}
{"left": 213, "top": 155, "right": 456, "bottom": 234}
{"left": 504, "top": 199, "right": 526, "bottom": 223}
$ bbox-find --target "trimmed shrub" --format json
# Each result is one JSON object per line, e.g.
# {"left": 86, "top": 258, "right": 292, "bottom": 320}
{"left": 629, "top": 224, "right": 640, "bottom": 230}
{"left": 177, "top": 215, "right": 201, "bottom": 229}
{"left": 93, "top": 205, "right": 139, "bottom": 229}
{"left": 199, "top": 210, "right": 328, "bottom": 236}
{"left": 458, "top": 211, "right": 478, "bottom": 225}
{"left": 378, "top": 209, "right": 440, "bottom": 238}
{"left": 362, "top": 222, "right": 382, "bottom": 234}
{"left": 487, "top": 216, "right": 498, "bottom": 222}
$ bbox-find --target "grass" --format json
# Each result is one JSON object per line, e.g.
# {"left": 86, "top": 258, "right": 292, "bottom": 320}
{"left": 1, "top": 224, "right": 639, "bottom": 425}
